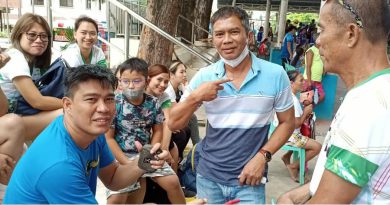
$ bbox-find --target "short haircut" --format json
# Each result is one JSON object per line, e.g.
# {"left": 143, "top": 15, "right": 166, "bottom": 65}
{"left": 286, "top": 25, "right": 297, "bottom": 33}
{"left": 328, "top": 0, "right": 390, "bottom": 43}
{"left": 75, "top": 15, "right": 98, "bottom": 33}
{"left": 118, "top": 58, "right": 148, "bottom": 79}
{"left": 64, "top": 65, "right": 116, "bottom": 98}
{"left": 148, "top": 64, "right": 169, "bottom": 78}
{"left": 11, "top": 13, "right": 52, "bottom": 69}
{"left": 169, "top": 60, "right": 187, "bottom": 74}
{"left": 210, "top": 6, "right": 250, "bottom": 34}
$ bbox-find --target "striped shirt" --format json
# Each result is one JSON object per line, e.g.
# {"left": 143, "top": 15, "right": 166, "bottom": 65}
{"left": 181, "top": 53, "right": 293, "bottom": 185}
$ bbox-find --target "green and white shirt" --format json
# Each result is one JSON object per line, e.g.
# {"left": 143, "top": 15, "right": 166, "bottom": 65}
{"left": 61, "top": 43, "right": 107, "bottom": 68}
{"left": 310, "top": 69, "right": 390, "bottom": 204}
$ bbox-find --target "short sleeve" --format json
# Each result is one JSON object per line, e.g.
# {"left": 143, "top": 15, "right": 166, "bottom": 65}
{"left": 274, "top": 69, "right": 294, "bottom": 112}
{"left": 2, "top": 48, "right": 31, "bottom": 80}
{"left": 37, "top": 162, "right": 97, "bottom": 204}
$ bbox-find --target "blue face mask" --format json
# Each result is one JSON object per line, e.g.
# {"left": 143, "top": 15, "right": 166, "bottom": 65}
{"left": 123, "top": 87, "right": 144, "bottom": 101}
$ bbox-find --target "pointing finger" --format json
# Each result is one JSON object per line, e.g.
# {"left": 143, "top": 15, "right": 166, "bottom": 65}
{"left": 213, "top": 78, "right": 232, "bottom": 85}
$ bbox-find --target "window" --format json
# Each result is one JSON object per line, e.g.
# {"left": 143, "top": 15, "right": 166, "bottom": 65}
{"left": 32, "top": 0, "right": 44, "bottom": 5}
{"left": 60, "top": 0, "right": 73, "bottom": 7}
{"left": 86, "top": 0, "right": 92, "bottom": 9}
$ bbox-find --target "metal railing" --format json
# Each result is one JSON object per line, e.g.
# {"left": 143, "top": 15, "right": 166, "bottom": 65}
{"left": 107, "top": 0, "right": 214, "bottom": 64}
{"left": 176, "top": 14, "right": 211, "bottom": 45}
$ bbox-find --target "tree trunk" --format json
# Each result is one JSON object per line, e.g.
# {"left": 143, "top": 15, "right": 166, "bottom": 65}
{"left": 176, "top": 0, "right": 196, "bottom": 44}
{"left": 193, "top": 0, "right": 213, "bottom": 41}
{"left": 137, "top": 0, "right": 181, "bottom": 66}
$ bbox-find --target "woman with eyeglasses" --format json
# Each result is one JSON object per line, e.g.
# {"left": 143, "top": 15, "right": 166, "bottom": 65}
{"left": 62, "top": 16, "right": 107, "bottom": 68}
{"left": 0, "top": 13, "right": 63, "bottom": 184}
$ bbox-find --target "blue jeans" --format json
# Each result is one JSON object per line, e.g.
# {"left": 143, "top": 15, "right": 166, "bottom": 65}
{"left": 196, "top": 174, "right": 266, "bottom": 204}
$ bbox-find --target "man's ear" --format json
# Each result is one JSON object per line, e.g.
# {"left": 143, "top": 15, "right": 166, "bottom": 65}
{"left": 346, "top": 23, "right": 361, "bottom": 48}
{"left": 62, "top": 97, "right": 72, "bottom": 114}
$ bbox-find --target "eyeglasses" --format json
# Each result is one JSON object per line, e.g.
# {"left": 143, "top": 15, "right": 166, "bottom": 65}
{"left": 323, "top": 0, "right": 363, "bottom": 28}
{"left": 119, "top": 78, "right": 144, "bottom": 87}
{"left": 25, "top": 32, "right": 50, "bottom": 42}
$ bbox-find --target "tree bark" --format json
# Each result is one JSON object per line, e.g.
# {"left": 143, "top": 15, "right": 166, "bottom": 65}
{"left": 176, "top": 0, "right": 196, "bottom": 44}
{"left": 193, "top": 0, "right": 213, "bottom": 41}
{"left": 137, "top": 0, "right": 181, "bottom": 66}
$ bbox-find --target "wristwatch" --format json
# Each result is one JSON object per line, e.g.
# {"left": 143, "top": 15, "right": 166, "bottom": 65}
{"left": 259, "top": 149, "right": 272, "bottom": 162}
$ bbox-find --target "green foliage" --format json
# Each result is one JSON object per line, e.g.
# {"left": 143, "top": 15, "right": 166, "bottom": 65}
{"left": 0, "top": 31, "right": 10, "bottom": 38}
{"left": 60, "top": 27, "right": 75, "bottom": 51}
{"left": 287, "top": 13, "right": 319, "bottom": 25}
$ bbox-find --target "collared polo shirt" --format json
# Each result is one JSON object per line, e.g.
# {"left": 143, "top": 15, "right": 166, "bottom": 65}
{"left": 181, "top": 53, "right": 293, "bottom": 185}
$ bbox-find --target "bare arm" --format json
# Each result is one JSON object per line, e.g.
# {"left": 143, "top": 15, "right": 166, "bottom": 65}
{"left": 0, "top": 88, "right": 8, "bottom": 116}
{"left": 161, "top": 108, "right": 173, "bottom": 150}
{"left": 264, "top": 107, "right": 295, "bottom": 154}
{"left": 277, "top": 183, "right": 311, "bottom": 204}
{"left": 305, "top": 50, "right": 314, "bottom": 87}
{"left": 238, "top": 107, "right": 295, "bottom": 186}
{"left": 98, "top": 160, "right": 144, "bottom": 191}
{"left": 105, "top": 128, "right": 129, "bottom": 164}
{"left": 169, "top": 78, "right": 231, "bottom": 131}
{"left": 13, "top": 76, "right": 62, "bottom": 110}
{"left": 307, "top": 170, "right": 361, "bottom": 204}
{"left": 98, "top": 143, "right": 168, "bottom": 191}
{"left": 150, "top": 123, "right": 163, "bottom": 145}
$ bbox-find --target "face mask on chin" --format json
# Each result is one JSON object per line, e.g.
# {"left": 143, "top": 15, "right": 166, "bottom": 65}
{"left": 123, "top": 87, "right": 144, "bottom": 101}
{"left": 219, "top": 45, "right": 250, "bottom": 68}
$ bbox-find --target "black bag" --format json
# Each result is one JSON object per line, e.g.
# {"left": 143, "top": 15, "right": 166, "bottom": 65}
{"left": 14, "top": 58, "right": 68, "bottom": 116}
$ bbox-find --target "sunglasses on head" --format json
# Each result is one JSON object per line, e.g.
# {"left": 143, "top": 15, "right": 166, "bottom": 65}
{"left": 323, "top": 0, "right": 363, "bottom": 28}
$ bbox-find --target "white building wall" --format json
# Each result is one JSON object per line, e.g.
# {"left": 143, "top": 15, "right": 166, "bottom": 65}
{"left": 8, "top": 0, "right": 107, "bottom": 26}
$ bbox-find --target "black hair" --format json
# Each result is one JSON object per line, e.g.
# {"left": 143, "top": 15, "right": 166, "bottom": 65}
{"left": 118, "top": 57, "right": 148, "bottom": 79}
{"left": 286, "top": 25, "right": 297, "bottom": 33}
{"left": 210, "top": 6, "right": 250, "bottom": 34}
{"left": 64, "top": 65, "right": 117, "bottom": 98}
{"left": 287, "top": 70, "right": 300, "bottom": 82}
{"left": 75, "top": 15, "right": 98, "bottom": 33}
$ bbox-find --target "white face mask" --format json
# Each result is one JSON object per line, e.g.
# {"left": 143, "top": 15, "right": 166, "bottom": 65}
{"left": 219, "top": 45, "right": 250, "bottom": 68}
{"left": 123, "top": 87, "right": 144, "bottom": 101}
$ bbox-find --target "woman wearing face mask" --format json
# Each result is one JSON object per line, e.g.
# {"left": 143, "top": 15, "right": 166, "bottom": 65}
{"left": 166, "top": 61, "right": 200, "bottom": 149}
{"left": 61, "top": 16, "right": 106, "bottom": 68}
{"left": 145, "top": 64, "right": 179, "bottom": 172}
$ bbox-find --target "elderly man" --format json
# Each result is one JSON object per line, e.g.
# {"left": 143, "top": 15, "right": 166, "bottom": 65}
{"left": 169, "top": 6, "right": 295, "bottom": 204}
{"left": 4, "top": 65, "right": 169, "bottom": 203}
{"left": 278, "top": 0, "right": 390, "bottom": 204}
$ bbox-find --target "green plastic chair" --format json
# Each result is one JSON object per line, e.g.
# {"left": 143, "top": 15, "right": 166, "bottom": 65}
{"left": 281, "top": 145, "right": 306, "bottom": 185}
{"left": 268, "top": 117, "right": 306, "bottom": 185}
